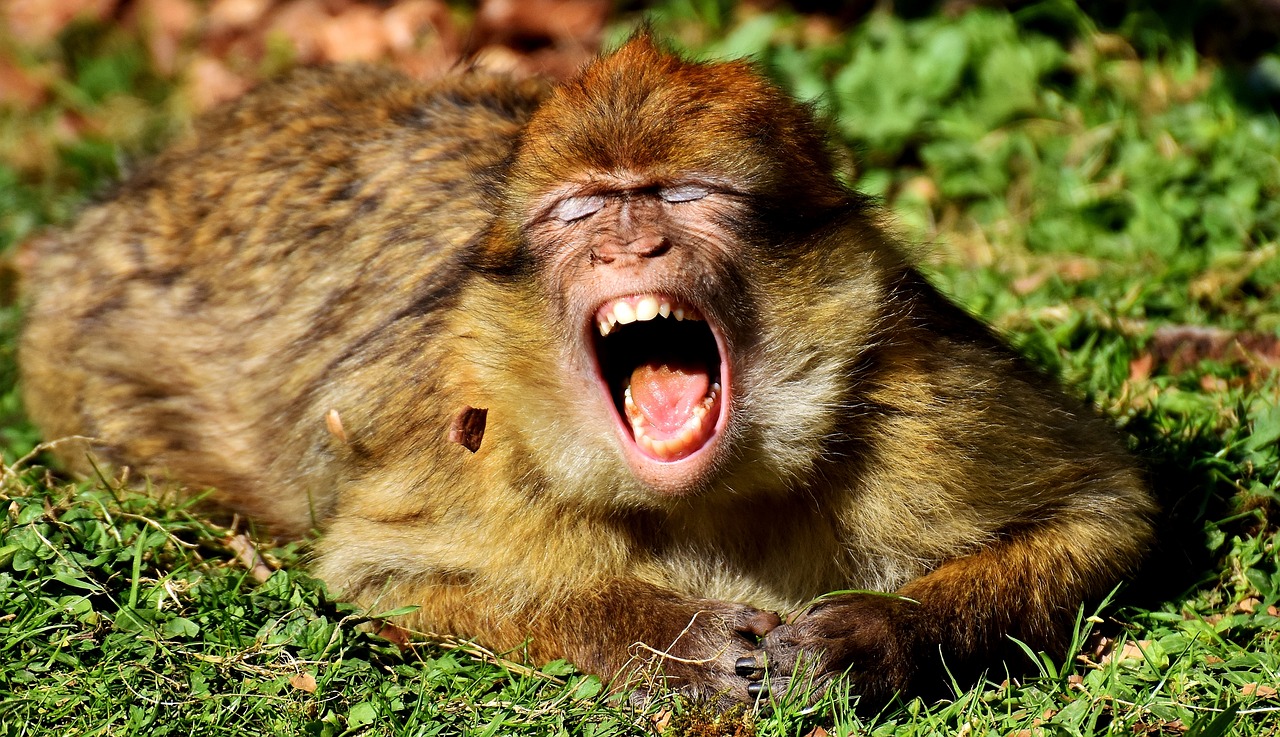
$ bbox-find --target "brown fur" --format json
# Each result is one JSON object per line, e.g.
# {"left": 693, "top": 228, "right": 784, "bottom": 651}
{"left": 19, "top": 38, "right": 1156, "bottom": 707}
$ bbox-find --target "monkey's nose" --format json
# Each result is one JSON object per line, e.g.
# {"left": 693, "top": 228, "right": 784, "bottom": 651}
{"left": 625, "top": 235, "right": 670, "bottom": 258}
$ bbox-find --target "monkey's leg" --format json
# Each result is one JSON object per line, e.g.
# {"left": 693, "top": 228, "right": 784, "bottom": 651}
{"left": 746, "top": 516, "right": 1144, "bottom": 707}
{"left": 351, "top": 575, "right": 781, "bottom": 704}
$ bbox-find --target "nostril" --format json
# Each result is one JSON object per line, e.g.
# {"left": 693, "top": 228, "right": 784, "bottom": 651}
{"left": 628, "top": 235, "right": 669, "bottom": 258}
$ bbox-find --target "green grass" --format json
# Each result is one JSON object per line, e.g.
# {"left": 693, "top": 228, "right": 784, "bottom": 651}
{"left": 3, "top": 2, "right": 1280, "bottom": 734}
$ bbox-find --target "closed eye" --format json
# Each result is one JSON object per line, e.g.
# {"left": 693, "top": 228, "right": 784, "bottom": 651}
{"left": 554, "top": 195, "right": 606, "bottom": 222}
{"left": 659, "top": 184, "right": 710, "bottom": 203}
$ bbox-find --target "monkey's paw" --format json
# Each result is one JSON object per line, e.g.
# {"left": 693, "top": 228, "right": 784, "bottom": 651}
{"left": 627, "top": 603, "right": 782, "bottom": 707}
{"left": 735, "top": 593, "right": 916, "bottom": 709}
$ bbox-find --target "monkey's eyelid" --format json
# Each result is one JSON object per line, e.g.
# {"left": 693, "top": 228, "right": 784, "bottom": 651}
{"left": 553, "top": 195, "right": 606, "bottom": 222}
{"left": 659, "top": 184, "right": 711, "bottom": 203}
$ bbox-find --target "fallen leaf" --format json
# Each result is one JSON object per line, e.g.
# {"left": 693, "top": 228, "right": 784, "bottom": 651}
{"left": 1236, "top": 597, "right": 1262, "bottom": 614}
{"left": 225, "top": 531, "right": 273, "bottom": 584}
{"left": 1242, "top": 683, "right": 1278, "bottom": 698}
{"left": 318, "top": 4, "right": 388, "bottom": 63}
{"left": 2, "top": 0, "right": 118, "bottom": 45}
{"left": 375, "top": 621, "right": 413, "bottom": 649}
{"left": 290, "top": 672, "right": 317, "bottom": 692}
{"left": 476, "top": 0, "right": 608, "bottom": 46}
{"left": 382, "top": 0, "right": 451, "bottom": 54}
{"left": 132, "top": 0, "right": 200, "bottom": 75}
{"left": 1100, "top": 639, "right": 1150, "bottom": 666}
{"left": 1129, "top": 353, "right": 1154, "bottom": 381}
{"left": 189, "top": 55, "right": 250, "bottom": 110}
{"left": 208, "top": 0, "right": 272, "bottom": 34}
{"left": 651, "top": 708, "right": 672, "bottom": 733}
{"left": 1148, "top": 325, "right": 1280, "bottom": 375}
{"left": 803, "top": 727, "right": 829, "bottom": 737}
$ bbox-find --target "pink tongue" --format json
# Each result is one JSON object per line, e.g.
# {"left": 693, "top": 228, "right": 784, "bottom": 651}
{"left": 629, "top": 361, "right": 711, "bottom": 434}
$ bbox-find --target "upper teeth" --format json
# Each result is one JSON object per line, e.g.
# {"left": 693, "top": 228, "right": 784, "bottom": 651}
{"left": 597, "top": 295, "right": 702, "bottom": 336}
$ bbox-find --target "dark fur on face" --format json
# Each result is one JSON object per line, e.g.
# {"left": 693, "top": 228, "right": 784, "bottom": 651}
{"left": 20, "top": 36, "right": 1156, "bottom": 708}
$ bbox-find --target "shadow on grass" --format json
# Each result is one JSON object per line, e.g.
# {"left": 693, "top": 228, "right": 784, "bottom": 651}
{"left": 1122, "top": 408, "right": 1254, "bottom": 612}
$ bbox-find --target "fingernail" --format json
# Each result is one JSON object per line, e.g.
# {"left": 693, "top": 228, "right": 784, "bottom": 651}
{"left": 734, "top": 656, "right": 758, "bottom": 677}
{"left": 747, "top": 681, "right": 768, "bottom": 698}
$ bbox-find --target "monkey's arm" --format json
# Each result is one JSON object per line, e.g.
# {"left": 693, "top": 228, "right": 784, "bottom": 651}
{"left": 751, "top": 510, "right": 1149, "bottom": 705}
{"left": 313, "top": 508, "right": 780, "bottom": 703}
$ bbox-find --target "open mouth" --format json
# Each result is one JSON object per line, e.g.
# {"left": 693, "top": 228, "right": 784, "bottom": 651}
{"left": 591, "top": 294, "right": 727, "bottom": 464}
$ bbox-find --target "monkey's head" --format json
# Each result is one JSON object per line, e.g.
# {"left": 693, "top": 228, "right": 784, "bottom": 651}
{"left": 475, "top": 37, "right": 899, "bottom": 505}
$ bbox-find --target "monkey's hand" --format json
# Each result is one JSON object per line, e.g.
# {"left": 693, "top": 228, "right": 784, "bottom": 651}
{"left": 622, "top": 598, "right": 782, "bottom": 706}
{"left": 739, "top": 593, "right": 916, "bottom": 708}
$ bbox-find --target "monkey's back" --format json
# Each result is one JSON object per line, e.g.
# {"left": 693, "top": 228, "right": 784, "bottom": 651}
{"left": 20, "top": 67, "right": 545, "bottom": 534}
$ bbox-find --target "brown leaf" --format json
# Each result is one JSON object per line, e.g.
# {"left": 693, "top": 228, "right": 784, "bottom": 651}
{"left": 1242, "top": 683, "right": 1278, "bottom": 698}
{"left": 382, "top": 0, "right": 453, "bottom": 54}
{"left": 1235, "top": 596, "right": 1262, "bottom": 614}
{"left": 1148, "top": 325, "right": 1280, "bottom": 375}
{"left": 189, "top": 55, "right": 251, "bottom": 110}
{"left": 225, "top": 531, "right": 273, "bottom": 583}
{"left": 2, "top": 0, "right": 118, "bottom": 46}
{"left": 208, "top": 0, "right": 272, "bottom": 34}
{"left": 266, "top": 0, "right": 331, "bottom": 64}
{"left": 132, "top": 0, "right": 200, "bottom": 75}
{"left": 0, "top": 56, "right": 48, "bottom": 109}
{"left": 1128, "top": 352, "right": 1154, "bottom": 382}
{"left": 290, "top": 672, "right": 318, "bottom": 693}
{"left": 318, "top": 4, "right": 389, "bottom": 63}
{"left": 1099, "top": 639, "right": 1150, "bottom": 666}
{"left": 803, "top": 728, "right": 830, "bottom": 737}
{"left": 476, "top": 0, "right": 608, "bottom": 47}
{"left": 375, "top": 621, "right": 413, "bottom": 649}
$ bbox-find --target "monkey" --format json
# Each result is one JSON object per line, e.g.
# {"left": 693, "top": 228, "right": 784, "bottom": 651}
{"left": 18, "top": 36, "right": 1156, "bottom": 708}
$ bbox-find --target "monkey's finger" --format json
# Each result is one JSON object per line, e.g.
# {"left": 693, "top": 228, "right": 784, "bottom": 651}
{"left": 735, "top": 609, "right": 782, "bottom": 638}
{"left": 734, "top": 652, "right": 767, "bottom": 678}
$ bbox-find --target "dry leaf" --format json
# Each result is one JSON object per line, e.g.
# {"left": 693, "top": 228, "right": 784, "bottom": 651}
{"left": 1236, "top": 597, "right": 1262, "bottom": 614}
{"left": 225, "top": 531, "right": 273, "bottom": 583}
{"left": 803, "top": 727, "right": 830, "bottom": 737}
{"left": 1242, "top": 683, "right": 1278, "bottom": 698}
{"left": 290, "top": 671, "right": 318, "bottom": 692}
{"left": 1128, "top": 352, "right": 1154, "bottom": 381}
{"left": 133, "top": 0, "right": 200, "bottom": 75}
{"left": 0, "top": 56, "right": 48, "bottom": 109}
{"left": 650, "top": 708, "right": 672, "bottom": 733}
{"left": 208, "top": 0, "right": 272, "bottom": 33}
{"left": 375, "top": 621, "right": 413, "bottom": 649}
{"left": 189, "top": 55, "right": 250, "bottom": 110}
{"left": 1148, "top": 325, "right": 1280, "bottom": 375}
{"left": 318, "top": 4, "right": 388, "bottom": 62}
{"left": 2, "top": 0, "right": 118, "bottom": 45}
{"left": 477, "top": 0, "right": 608, "bottom": 45}
{"left": 382, "top": 0, "right": 451, "bottom": 53}
{"left": 1100, "top": 639, "right": 1150, "bottom": 666}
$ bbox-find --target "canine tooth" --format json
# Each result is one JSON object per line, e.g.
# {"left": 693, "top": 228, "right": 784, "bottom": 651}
{"left": 673, "top": 307, "right": 685, "bottom": 321}
{"left": 710, "top": 382, "right": 720, "bottom": 394}
{"left": 659, "top": 301, "right": 671, "bottom": 319}
{"left": 598, "top": 318, "right": 612, "bottom": 336}
{"left": 613, "top": 301, "right": 636, "bottom": 324}
{"left": 635, "top": 296, "right": 659, "bottom": 322}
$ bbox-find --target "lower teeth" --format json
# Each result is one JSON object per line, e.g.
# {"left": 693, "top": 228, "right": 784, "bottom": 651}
{"left": 622, "top": 382, "right": 719, "bottom": 459}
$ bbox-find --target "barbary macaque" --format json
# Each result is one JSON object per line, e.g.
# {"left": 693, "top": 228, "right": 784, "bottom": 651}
{"left": 19, "top": 36, "right": 1156, "bottom": 707}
